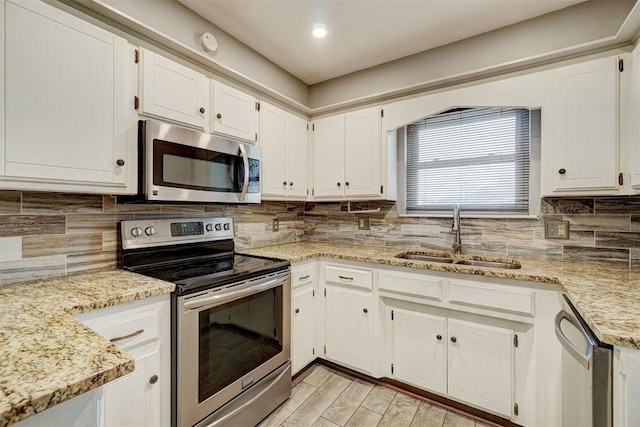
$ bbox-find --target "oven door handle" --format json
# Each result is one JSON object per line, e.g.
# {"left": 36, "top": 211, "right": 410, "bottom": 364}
{"left": 183, "top": 276, "right": 285, "bottom": 310}
{"left": 238, "top": 143, "right": 249, "bottom": 202}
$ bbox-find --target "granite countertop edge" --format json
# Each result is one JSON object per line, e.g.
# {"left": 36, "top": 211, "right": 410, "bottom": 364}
{"left": 0, "top": 270, "right": 175, "bottom": 426}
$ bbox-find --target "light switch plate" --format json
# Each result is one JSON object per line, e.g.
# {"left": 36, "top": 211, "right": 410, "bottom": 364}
{"left": 272, "top": 218, "right": 279, "bottom": 232}
{"left": 545, "top": 220, "right": 570, "bottom": 239}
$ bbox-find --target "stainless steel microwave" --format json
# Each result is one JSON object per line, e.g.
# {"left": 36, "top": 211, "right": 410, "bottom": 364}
{"left": 139, "top": 120, "right": 261, "bottom": 204}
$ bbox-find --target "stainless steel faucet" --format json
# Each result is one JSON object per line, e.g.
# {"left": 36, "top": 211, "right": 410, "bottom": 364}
{"left": 452, "top": 204, "right": 462, "bottom": 254}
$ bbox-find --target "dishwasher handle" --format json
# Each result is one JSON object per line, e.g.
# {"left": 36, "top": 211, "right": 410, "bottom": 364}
{"left": 554, "top": 309, "right": 594, "bottom": 370}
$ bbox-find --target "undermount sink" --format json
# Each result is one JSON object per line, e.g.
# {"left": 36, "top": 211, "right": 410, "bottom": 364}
{"left": 395, "top": 252, "right": 521, "bottom": 270}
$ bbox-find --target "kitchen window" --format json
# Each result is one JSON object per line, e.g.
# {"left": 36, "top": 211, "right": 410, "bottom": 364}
{"left": 403, "top": 107, "right": 537, "bottom": 215}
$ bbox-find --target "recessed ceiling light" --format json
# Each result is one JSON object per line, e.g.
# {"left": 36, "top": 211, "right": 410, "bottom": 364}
{"left": 312, "top": 24, "right": 327, "bottom": 39}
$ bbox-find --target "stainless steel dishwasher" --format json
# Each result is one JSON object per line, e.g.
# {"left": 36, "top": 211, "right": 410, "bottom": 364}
{"left": 555, "top": 294, "right": 612, "bottom": 427}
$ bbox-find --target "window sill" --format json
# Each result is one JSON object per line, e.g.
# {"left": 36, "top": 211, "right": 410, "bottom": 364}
{"left": 399, "top": 213, "right": 540, "bottom": 220}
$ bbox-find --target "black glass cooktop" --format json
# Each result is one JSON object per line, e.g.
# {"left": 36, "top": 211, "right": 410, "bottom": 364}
{"left": 129, "top": 252, "right": 289, "bottom": 295}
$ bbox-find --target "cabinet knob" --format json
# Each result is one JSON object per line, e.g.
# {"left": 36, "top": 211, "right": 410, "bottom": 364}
{"left": 289, "top": 182, "right": 293, "bottom": 186}
{"left": 337, "top": 182, "right": 341, "bottom": 187}
{"left": 558, "top": 168, "right": 566, "bottom": 175}
{"left": 283, "top": 181, "right": 287, "bottom": 186}
{"left": 436, "top": 334, "right": 442, "bottom": 340}
{"left": 363, "top": 308, "right": 368, "bottom": 313}
{"left": 450, "top": 337, "right": 457, "bottom": 343}
{"left": 149, "top": 375, "right": 158, "bottom": 384}
{"left": 199, "top": 107, "right": 206, "bottom": 114}
{"left": 216, "top": 113, "right": 222, "bottom": 119}
{"left": 116, "top": 159, "right": 125, "bottom": 167}
{"left": 345, "top": 181, "right": 350, "bottom": 186}
{"left": 295, "top": 308, "right": 300, "bottom": 314}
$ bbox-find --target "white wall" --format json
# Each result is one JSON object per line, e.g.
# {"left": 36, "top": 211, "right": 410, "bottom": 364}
{"left": 308, "top": 0, "right": 637, "bottom": 111}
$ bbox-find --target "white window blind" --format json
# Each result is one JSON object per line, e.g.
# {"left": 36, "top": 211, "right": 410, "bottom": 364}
{"left": 405, "top": 108, "right": 531, "bottom": 214}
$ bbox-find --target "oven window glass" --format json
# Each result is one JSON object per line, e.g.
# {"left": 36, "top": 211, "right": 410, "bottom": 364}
{"left": 198, "top": 286, "right": 283, "bottom": 403}
{"left": 153, "top": 139, "right": 259, "bottom": 193}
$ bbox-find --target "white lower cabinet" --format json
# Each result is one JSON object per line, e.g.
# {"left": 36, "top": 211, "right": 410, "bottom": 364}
{"left": 447, "top": 319, "right": 513, "bottom": 417}
{"left": 76, "top": 294, "right": 171, "bottom": 427}
{"left": 102, "top": 344, "right": 161, "bottom": 427}
{"left": 391, "top": 308, "right": 446, "bottom": 394}
{"left": 325, "top": 286, "right": 373, "bottom": 373}
{"left": 291, "top": 262, "right": 317, "bottom": 374}
{"left": 389, "top": 308, "right": 513, "bottom": 417}
{"left": 13, "top": 389, "right": 102, "bottom": 427}
{"left": 614, "top": 346, "right": 640, "bottom": 427}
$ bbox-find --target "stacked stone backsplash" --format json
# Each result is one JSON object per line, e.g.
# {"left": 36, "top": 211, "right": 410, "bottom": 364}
{"left": 0, "top": 190, "right": 304, "bottom": 285}
{"left": 4, "top": 190, "right": 640, "bottom": 285}
{"left": 304, "top": 197, "right": 640, "bottom": 267}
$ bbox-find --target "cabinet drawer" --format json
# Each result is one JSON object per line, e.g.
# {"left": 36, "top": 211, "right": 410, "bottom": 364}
{"left": 291, "top": 264, "right": 316, "bottom": 289}
{"left": 448, "top": 280, "right": 535, "bottom": 316}
{"left": 325, "top": 265, "right": 372, "bottom": 290}
{"left": 81, "top": 306, "right": 161, "bottom": 350}
{"left": 378, "top": 270, "right": 442, "bottom": 301}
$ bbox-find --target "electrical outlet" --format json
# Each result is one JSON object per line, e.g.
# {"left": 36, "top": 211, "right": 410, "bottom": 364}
{"left": 358, "top": 217, "right": 370, "bottom": 230}
{"left": 272, "top": 218, "right": 279, "bottom": 232}
{"left": 545, "top": 220, "right": 570, "bottom": 239}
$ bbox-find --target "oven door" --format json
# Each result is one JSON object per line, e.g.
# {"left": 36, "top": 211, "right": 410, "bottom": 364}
{"left": 143, "top": 120, "right": 261, "bottom": 203}
{"left": 176, "top": 270, "right": 291, "bottom": 427}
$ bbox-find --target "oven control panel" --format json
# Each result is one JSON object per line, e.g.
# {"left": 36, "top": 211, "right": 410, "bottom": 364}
{"left": 121, "top": 217, "right": 234, "bottom": 249}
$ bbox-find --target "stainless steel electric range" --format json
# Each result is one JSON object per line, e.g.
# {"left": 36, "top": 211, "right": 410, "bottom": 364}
{"left": 120, "top": 217, "right": 291, "bottom": 427}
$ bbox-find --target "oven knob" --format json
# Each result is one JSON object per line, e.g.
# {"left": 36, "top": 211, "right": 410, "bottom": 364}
{"left": 215, "top": 224, "right": 222, "bottom": 231}
{"left": 145, "top": 226, "right": 156, "bottom": 236}
{"left": 223, "top": 223, "right": 230, "bottom": 231}
{"left": 130, "top": 227, "right": 143, "bottom": 237}
{"left": 206, "top": 224, "right": 214, "bottom": 232}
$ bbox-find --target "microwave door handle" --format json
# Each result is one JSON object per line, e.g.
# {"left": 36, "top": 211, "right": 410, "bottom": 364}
{"left": 238, "top": 144, "right": 249, "bottom": 202}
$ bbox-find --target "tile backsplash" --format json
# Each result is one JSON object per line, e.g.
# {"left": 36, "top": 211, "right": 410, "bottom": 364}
{"left": 0, "top": 191, "right": 304, "bottom": 285}
{"left": 3, "top": 190, "right": 640, "bottom": 285}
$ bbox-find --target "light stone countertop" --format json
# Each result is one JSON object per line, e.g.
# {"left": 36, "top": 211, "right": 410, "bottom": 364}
{"left": 0, "top": 270, "right": 174, "bottom": 427}
{"left": 241, "top": 241, "right": 640, "bottom": 350}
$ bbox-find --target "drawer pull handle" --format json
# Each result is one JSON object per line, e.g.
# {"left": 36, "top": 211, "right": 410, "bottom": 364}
{"left": 338, "top": 275, "right": 353, "bottom": 281}
{"left": 298, "top": 275, "right": 310, "bottom": 281}
{"left": 149, "top": 375, "right": 159, "bottom": 384}
{"left": 110, "top": 329, "right": 144, "bottom": 343}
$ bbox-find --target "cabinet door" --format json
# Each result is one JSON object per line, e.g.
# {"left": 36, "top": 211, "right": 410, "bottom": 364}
{"left": 392, "top": 309, "right": 446, "bottom": 394}
{"left": 344, "top": 107, "right": 381, "bottom": 197}
{"left": 313, "top": 115, "right": 345, "bottom": 198}
{"left": 140, "top": 48, "right": 209, "bottom": 130}
{"left": 261, "top": 102, "right": 288, "bottom": 197}
{"left": 325, "top": 287, "right": 372, "bottom": 373}
{"left": 103, "top": 345, "right": 161, "bottom": 427}
{"left": 552, "top": 57, "right": 618, "bottom": 191}
{"left": 212, "top": 81, "right": 257, "bottom": 142}
{"left": 292, "top": 287, "right": 315, "bottom": 374}
{"left": 447, "top": 319, "right": 513, "bottom": 417}
{"left": 287, "top": 115, "right": 309, "bottom": 198}
{"left": 3, "top": 0, "right": 131, "bottom": 190}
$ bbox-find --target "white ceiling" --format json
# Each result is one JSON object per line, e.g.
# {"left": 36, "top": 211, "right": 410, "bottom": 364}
{"left": 178, "top": 0, "right": 586, "bottom": 85}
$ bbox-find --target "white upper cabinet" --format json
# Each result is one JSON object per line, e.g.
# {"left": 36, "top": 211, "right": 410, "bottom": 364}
{"left": 312, "top": 107, "right": 382, "bottom": 199}
{"left": 1, "top": 0, "right": 136, "bottom": 194}
{"left": 139, "top": 48, "right": 209, "bottom": 131}
{"left": 260, "top": 102, "right": 308, "bottom": 199}
{"left": 548, "top": 56, "right": 619, "bottom": 193}
{"left": 344, "top": 107, "right": 382, "bottom": 197}
{"left": 312, "top": 115, "right": 346, "bottom": 198}
{"left": 211, "top": 80, "right": 258, "bottom": 142}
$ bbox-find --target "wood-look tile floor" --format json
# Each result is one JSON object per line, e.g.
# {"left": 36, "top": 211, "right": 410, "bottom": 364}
{"left": 259, "top": 364, "right": 493, "bottom": 427}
